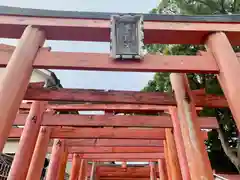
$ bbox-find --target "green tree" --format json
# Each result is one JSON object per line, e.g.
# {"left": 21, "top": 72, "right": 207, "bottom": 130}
{"left": 144, "top": 0, "right": 240, "bottom": 173}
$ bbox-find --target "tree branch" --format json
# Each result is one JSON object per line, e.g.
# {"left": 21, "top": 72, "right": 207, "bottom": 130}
{"left": 198, "top": 0, "right": 212, "bottom": 8}
{"left": 215, "top": 108, "right": 240, "bottom": 172}
{"left": 197, "top": 0, "right": 220, "bottom": 12}
{"left": 188, "top": 73, "right": 201, "bottom": 89}
{"left": 217, "top": 127, "right": 240, "bottom": 172}
{"left": 237, "top": 132, "right": 240, "bottom": 162}
{"left": 232, "top": 0, "right": 237, "bottom": 13}
{"left": 220, "top": 0, "right": 227, "bottom": 13}
{"left": 193, "top": 0, "right": 222, "bottom": 14}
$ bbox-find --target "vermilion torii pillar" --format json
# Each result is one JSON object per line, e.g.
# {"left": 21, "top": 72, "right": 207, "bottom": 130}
{"left": 206, "top": 32, "right": 240, "bottom": 131}
{"left": 170, "top": 73, "right": 213, "bottom": 180}
{"left": 8, "top": 101, "right": 46, "bottom": 180}
{"left": 169, "top": 107, "right": 190, "bottom": 180}
{"left": 90, "top": 162, "right": 97, "bottom": 180}
{"left": 26, "top": 126, "right": 52, "bottom": 180}
{"left": 46, "top": 139, "right": 65, "bottom": 180}
{"left": 78, "top": 160, "right": 87, "bottom": 180}
{"left": 57, "top": 149, "right": 69, "bottom": 180}
{"left": 0, "top": 25, "right": 45, "bottom": 151}
{"left": 158, "top": 159, "right": 167, "bottom": 180}
{"left": 165, "top": 128, "right": 182, "bottom": 180}
{"left": 163, "top": 140, "right": 171, "bottom": 180}
{"left": 122, "top": 161, "right": 127, "bottom": 168}
{"left": 70, "top": 154, "right": 81, "bottom": 180}
{"left": 150, "top": 161, "right": 157, "bottom": 180}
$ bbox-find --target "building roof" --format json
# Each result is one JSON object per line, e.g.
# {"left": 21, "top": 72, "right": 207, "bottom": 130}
{"left": 1, "top": 5, "right": 240, "bottom": 23}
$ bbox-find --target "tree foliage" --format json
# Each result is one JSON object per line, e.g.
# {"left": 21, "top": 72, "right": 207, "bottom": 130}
{"left": 155, "top": 0, "right": 240, "bottom": 15}
{"left": 144, "top": 0, "right": 240, "bottom": 173}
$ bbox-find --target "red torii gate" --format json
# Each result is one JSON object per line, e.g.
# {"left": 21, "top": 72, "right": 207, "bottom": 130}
{"left": 0, "top": 5, "right": 239, "bottom": 180}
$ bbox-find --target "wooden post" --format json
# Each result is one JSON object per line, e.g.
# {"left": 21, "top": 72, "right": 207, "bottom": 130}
{"left": 165, "top": 128, "right": 182, "bottom": 180}
{"left": 150, "top": 161, "right": 156, "bottom": 180}
{"left": 90, "top": 162, "right": 97, "bottom": 180}
{"left": 206, "top": 32, "right": 240, "bottom": 130}
{"left": 70, "top": 154, "right": 81, "bottom": 180}
{"left": 8, "top": 101, "right": 46, "bottom": 180}
{"left": 46, "top": 139, "right": 65, "bottom": 180}
{"left": 0, "top": 26, "right": 45, "bottom": 151}
{"left": 158, "top": 159, "right": 167, "bottom": 180}
{"left": 170, "top": 73, "right": 213, "bottom": 179}
{"left": 169, "top": 107, "right": 191, "bottom": 180}
{"left": 163, "top": 140, "right": 171, "bottom": 180}
{"left": 121, "top": 161, "right": 127, "bottom": 168}
{"left": 57, "top": 149, "right": 69, "bottom": 180}
{"left": 26, "top": 126, "right": 52, "bottom": 180}
{"left": 78, "top": 160, "right": 87, "bottom": 180}
{"left": 96, "top": 165, "right": 100, "bottom": 180}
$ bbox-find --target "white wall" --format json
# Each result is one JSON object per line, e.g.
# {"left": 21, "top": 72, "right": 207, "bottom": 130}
{"left": 3, "top": 68, "right": 51, "bottom": 152}
{"left": 0, "top": 68, "right": 49, "bottom": 83}
{"left": 2, "top": 141, "right": 19, "bottom": 154}
{"left": 3, "top": 67, "right": 58, "bottom": 161}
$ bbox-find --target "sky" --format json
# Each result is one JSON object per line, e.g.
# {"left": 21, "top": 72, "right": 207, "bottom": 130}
{"left": 0, "top": 0, "right": 159, "bottom": 91}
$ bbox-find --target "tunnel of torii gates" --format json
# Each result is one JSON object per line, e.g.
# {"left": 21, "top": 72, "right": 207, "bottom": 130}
{"left": 0, "top": 5, "right": 240, "bottom": 180}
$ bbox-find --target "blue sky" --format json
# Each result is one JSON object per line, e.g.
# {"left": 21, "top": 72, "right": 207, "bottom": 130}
{"left": 0, "top": 0, "right": 159, "bottom": 91}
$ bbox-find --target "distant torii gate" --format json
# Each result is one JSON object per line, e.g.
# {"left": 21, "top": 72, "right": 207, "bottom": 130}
{"left": 0, "top": 5, "right": 239, "bottom": 180}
